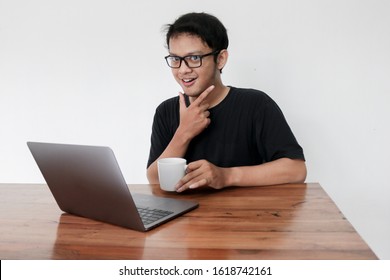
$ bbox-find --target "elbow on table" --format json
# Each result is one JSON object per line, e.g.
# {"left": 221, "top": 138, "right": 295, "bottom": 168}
{"left": 146, "top": 168, "right": 159, "bottom": 185}
{"left": 290, "top": 160, "right": 307, "bottom": 184}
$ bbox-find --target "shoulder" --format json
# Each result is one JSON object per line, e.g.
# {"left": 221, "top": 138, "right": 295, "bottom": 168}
{"left": 228, "top": 87, "right": 275, "bottom": 106}
{"left": 155, "top": 96, "right": 180, "bottom": 114}
{"left": 157, "top": 96, "right": 179, "bottom": 108}
{"left": 227, "top": 87, "right": 285, "bottom": 120}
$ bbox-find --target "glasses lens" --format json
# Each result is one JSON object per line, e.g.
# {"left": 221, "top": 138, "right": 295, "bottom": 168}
{"left": 185, "top": 55, "right": 202, "bottom": 68}
{"left": 184, "top": 55, "right": 202, "bottom": 68}
{"left": 166, "top": 56, "right": 180, "bottom": 68}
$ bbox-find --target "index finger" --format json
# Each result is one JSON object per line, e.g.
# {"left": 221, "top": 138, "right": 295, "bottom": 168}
{"left": 193, "top": 85, "right": 215, "bottom": 105}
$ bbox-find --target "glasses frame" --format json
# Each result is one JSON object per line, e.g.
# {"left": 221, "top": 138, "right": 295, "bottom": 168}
{"left": 164, "top": 50, "right": 220, "bottom": 69}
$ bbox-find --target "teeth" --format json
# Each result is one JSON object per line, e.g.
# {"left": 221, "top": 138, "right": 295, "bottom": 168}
{"left": 183, "top": 78, "right": 194, "bottom": 83}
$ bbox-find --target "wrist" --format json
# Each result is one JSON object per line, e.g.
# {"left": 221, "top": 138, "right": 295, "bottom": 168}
{"left": 174, "top": 126, "right": 193, "bottom": 145}
{"left": 224, "top": 167, "right": 241, "bottom": 187}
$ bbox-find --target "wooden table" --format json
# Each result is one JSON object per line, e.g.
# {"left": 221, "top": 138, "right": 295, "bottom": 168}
{"left": 0, "top": 183, "right": 377, "bottom": 260}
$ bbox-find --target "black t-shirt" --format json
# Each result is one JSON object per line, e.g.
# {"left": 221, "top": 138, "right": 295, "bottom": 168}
{"left": 147, "top": 87, "right": 305, "bottom": 168}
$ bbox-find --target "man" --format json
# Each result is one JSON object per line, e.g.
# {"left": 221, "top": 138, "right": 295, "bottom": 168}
{"left": 147, "top": 12, "right": 306, "bottom": 192}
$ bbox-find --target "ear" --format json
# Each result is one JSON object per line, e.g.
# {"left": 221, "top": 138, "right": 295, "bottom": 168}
{"left": 217, "top": 49, "right": 228, "bottom": 71}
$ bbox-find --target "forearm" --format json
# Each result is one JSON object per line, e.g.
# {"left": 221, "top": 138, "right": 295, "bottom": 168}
{"left": 226, "top": 158, "right": 307, "bottom": 187}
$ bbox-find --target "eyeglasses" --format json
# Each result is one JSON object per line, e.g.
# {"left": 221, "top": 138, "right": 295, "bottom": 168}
{"left": 164, "top": 51, "right": 219, "bottom": 69}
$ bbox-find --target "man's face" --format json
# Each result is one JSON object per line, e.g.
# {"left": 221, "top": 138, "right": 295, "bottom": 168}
{"left": 168, "top": 34, "right": 219, "bottom": 98}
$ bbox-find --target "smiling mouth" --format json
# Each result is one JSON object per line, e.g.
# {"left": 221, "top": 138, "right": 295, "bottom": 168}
{"left": 182, "top": 78, "right": 196, "bottom": 83}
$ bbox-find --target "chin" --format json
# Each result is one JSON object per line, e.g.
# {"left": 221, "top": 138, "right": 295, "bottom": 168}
{"left": 184, "top": 91, "right": 201, "bottom": 97}
{"left": 182, "top": 88, "right": 201, "bottom": 97}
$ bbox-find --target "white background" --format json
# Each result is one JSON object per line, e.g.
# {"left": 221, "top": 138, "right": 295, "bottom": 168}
{"left": 1, "top": 0, "right": 389, "bottom": 259}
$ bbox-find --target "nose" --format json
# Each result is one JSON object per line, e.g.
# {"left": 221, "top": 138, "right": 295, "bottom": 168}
{"left": 178, "top": 60, "right": 192, "bottom": 75}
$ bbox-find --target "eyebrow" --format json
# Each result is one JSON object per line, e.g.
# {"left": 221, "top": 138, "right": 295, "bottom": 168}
{"left": 168, "top": 51, "right": 204, "bottom": 56}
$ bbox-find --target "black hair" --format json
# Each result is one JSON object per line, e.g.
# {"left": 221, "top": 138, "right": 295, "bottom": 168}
{"left": 165, "top": 12, "right": 229, "bottom": 52}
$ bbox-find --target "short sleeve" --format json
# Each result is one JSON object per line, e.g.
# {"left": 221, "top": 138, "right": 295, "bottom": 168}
{"left": 255, "top": 97, "right": 305, "bottom": 162}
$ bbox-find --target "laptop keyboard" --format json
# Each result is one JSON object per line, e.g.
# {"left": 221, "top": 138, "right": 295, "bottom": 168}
{"left": 137, "top": 207, "right": 174, "bottom": 225}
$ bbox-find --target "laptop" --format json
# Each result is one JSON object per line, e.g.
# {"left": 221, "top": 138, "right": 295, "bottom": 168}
{"left": 27, "top": 141, "right": 198, "bottom": 231}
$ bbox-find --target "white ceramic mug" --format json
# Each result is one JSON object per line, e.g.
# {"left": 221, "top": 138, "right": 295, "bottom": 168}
{"left": 157, "top": 158, "right": 187, "bottom": 192}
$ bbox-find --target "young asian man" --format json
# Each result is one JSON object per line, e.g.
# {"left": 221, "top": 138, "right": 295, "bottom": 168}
{"left": 147, "top": 12, "right": 306, "bottom": 192}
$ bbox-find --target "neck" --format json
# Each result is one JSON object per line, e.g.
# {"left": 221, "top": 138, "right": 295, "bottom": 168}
{"left": 189, "top": 84, "right": 230, "bottom": 108}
